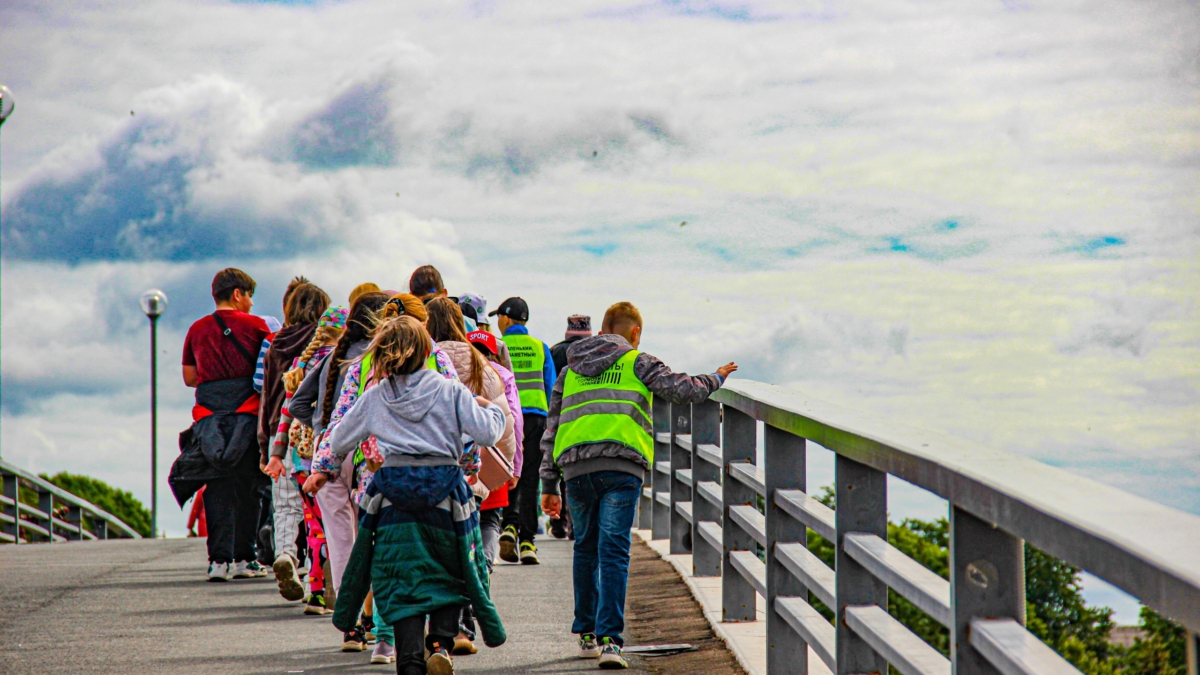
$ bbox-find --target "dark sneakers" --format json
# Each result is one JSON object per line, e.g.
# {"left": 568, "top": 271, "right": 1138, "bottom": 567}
{"left": 426, "top": 644, "right": 455, "bottom": 675}
{"left": 519, "top": 541, "right": 540, "bottom": 565}
{"left": 342, "top": 624, "right": 368, "bottom": 652}
{"left": 498, "top": 525, "right": 519, "bottom": 563}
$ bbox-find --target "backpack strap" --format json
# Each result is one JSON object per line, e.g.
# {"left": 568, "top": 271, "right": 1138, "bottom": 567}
{"left": 211, "top": 311, "right": 257, "bottom": 368}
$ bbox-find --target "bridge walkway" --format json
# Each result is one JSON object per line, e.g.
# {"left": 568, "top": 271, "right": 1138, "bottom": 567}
{"left": 0, "top": 537, "right": 656, "bottom": 675}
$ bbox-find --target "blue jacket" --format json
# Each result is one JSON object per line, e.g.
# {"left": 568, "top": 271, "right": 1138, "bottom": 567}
{"left": 502, "top": 325, "right": 556, "bottom": 417}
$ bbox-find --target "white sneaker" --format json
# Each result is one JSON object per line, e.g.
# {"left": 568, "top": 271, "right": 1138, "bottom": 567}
{"left": 207, "top": 562, "right": 231, "bottom": 582}
{"left": 579, "top": 633, "right": 600, "bottom": 658}
{"left": 273, "top": 554, "right": 305, "bottom": 601}
{"left": 232, "top": 560, "right": 269, "bottom": 578}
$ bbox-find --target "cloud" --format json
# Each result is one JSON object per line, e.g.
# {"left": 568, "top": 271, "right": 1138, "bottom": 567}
{"left": 1057, "top": 294, "right": 1175, "bottom": 357}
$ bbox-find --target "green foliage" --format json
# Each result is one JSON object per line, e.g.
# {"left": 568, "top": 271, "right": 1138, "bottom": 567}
{"left": 797, "top": 485, "right": 1185, "bottom": 675}
{"left": 18, "top": 472, "right": 152, "bottom": 538}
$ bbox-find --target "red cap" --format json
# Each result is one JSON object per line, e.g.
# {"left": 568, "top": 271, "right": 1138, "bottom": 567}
{"left": 466, "top": 330, "right": 499, "bottom": 356}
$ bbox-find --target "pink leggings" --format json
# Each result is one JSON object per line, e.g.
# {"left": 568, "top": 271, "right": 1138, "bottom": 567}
{"left": 314, "top": 453, "right": 357, "bottom": 593}
{"left": 299, "top": 485, "right": 327, "bottom": 593}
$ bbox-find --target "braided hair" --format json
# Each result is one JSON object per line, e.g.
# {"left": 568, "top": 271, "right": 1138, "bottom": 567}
{"left": 319, "top": 292, "right": 388, "bottom": 429}
{"left": 282, "top": 325, "right": 342, "bottom": 393}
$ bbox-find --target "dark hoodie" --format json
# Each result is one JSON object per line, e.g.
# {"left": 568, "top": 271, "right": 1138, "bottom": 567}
{"left": 258, "top": 323, "right": 317, "bottom": 463}
{"left": 540, "top": 334, "right": 723, "bottom": 493}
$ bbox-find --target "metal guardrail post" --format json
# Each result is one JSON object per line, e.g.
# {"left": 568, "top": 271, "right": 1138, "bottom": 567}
{"left": 670, "top": 402, "right": 692, "bottom": 555}
{"left": 93, "top": 517, "right": 108, "bottom": 540}
{"left": 2, "top": 473, "right": 19, "bottom": 543}
{"left": 37, "top": 488, "right": 54, "bottom": 543}
{"left": 835, "top": 455, "right": 888, "bottom": 675}
{"left": 64, "top": 504, "right": 83, "bottom": 541}
{"left": 723, "top": 406, "right": 757, "bottom": 622}
{"left": 951, "top": 506, "right": 1025, "bottom": 675}
{"left": 692, "top": 400, "right": 721, "bottom": 577}
{"left": 766, "top": 424, "right": 808, "bottom": 675}
{"left": 651, "top": 397, "right": 672, "bottom": 541}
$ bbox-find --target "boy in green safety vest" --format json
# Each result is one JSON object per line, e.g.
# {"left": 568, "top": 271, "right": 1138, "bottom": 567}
{"left": 489, "top": 296, "right": 558, "bottom": 565}
{"left": 540, "top": 302, "right": 738, "bottom": 669}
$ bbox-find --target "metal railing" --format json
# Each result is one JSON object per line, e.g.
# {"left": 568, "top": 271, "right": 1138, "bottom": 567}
{"left": 637, "top": 380, "right": 1200, "bottom": 675}
{"left": 0, "top": 458, "right": 142, "bottom": 544}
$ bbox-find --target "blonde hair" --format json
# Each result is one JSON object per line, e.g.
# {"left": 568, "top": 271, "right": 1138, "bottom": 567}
{"left": 382, "top": 293, "right": 428, "bottom": 323}
{"left": 602, "top": 301, "right": 643, "bottom": 335}
{"left": 364, "top": 315, "right": 431, "bottom": 383}
{"left": 349, "top": 282, "right": 381, "bottom": 306}
{"left": 283, "top": 325, "right": 343, "bottom": 393}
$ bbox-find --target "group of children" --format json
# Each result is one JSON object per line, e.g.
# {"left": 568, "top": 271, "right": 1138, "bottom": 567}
{"left": 179, "top": 264, "right": 737, "bottom": 675}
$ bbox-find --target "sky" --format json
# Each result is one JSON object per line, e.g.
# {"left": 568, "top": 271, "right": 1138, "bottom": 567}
{"left": 1, "top": 0, "right": 1197, "bottom": 622}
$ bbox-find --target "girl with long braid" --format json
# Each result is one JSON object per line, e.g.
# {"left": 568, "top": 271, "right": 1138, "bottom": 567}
{"left": 265, "top": 305, "right": 348, "bottom": 613}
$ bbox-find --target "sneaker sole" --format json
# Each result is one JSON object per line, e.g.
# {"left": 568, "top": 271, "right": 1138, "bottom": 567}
{"left": 273, "top": 558, "right": 306, "bottom": 601}
{"left": 370, "top": 655, "right": 395, "bottom": 664}
{"left": 303, "top": 606, "right": 328, "bottom": 615}
{"left": 520, "top": 554, "right": 540, "bottom": 565}
{"left": 426, "top": 653, "right": 454, "bottom": 675}
{"left": 498, "top": 539, "right": 518, "bottom": 563}
{"left": 341, "top": 642, "right": 368, "bottom": 652}
{"left": 579, "top": 649, "right": 601, "bottom": 659}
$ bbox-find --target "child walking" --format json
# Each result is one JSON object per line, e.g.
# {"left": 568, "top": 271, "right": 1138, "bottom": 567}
{"left": 326, "top": 315, "right": 507, "bottom": 675}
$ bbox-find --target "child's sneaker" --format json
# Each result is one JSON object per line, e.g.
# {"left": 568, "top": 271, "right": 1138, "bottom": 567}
{"left": 342, "top": 624, "right": 368, "bottom": 652}
{"left": 370, "top": 641, "right": 396, "bottom": 664}
{"left": 579, "top": 633, "right": 600, "bottom": 658}
{"left": 426, "top": 644, "right": 455, "bottom": 675}
{"left": 303, "top": 591, "right": 328, "bottom": 615}
{"left": 273, "top": 553, "right": 305, "bottom": 601}
{"left": 598, "top": 638, "right": 628, "bottom": 669}
{"left": 499, "top": 525, "right": 519, "bottom": 563}
{"left": 207, "top": 562, "right": 231, "bottom": 582}
{"left": 519, "top": 541, "right": 540, "bottom": 565}
{"left": 232, "top": 560, "right": 268, "bottom": 578}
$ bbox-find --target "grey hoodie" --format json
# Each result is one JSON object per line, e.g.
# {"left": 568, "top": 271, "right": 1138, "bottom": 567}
{"left": 328, "top": 368, "right": 506, "bottom": 468}
{"left": 540, "top": 334, "right": 724, "bottom": 492}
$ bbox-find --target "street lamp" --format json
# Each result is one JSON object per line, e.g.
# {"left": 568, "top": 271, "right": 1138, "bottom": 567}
{"left": 140, "top": 290, "right": 168, "bottom": 537}
{"left": 0, "top": 85, "right": 13, "bottom": 457}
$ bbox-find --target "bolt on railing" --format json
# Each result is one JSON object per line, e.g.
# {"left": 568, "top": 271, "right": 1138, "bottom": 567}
{"left": 639, "top": 380, "right": 1200, "bottom": 675}
{"left": 0, "top": 458, "right": 142, "bottom": 544}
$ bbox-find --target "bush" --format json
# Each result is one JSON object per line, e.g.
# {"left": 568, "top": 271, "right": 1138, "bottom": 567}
{"left": 17, "top": 472, "right": 152, "bottom": 538}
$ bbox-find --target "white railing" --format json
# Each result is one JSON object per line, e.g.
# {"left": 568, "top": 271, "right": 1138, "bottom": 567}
{"left": 0, "top": 458, "right": 142, "bottom": 543}
{"left": 637, "top": 380, "right": 1200, "bottom": 675}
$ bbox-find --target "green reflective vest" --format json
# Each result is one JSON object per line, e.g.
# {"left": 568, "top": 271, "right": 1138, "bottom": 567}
{"left": 502, "top": 333, "right": 548, "bottom": 412}
{"left": 553, "top": 350, "right": 653, "bottom": 463}
{"left": 357, "top": 348, "right": 437, "bottom": 398}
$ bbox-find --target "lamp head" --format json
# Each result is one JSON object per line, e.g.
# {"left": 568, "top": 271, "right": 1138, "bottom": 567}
{"left": 0, "top": 85, "right": 13, "bottom": 127}
{"left": 140, "top": 289, "right": 168, "bottom": 318}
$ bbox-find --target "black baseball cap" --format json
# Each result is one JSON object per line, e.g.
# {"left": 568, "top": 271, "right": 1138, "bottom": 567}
{"left": 489, "top": 297, "right": 529, "bottom": 322}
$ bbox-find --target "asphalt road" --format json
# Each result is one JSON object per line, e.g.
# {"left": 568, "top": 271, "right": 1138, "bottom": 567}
{"left": 0, "top": 537, "right": 652, "bottom": 675}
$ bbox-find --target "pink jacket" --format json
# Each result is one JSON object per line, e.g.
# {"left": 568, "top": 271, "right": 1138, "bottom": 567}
{"left": 438, "top": 341, "right": 518, "bottom": 467}
{"left": 487, "top": 361, "right": 524, "bottom": 475}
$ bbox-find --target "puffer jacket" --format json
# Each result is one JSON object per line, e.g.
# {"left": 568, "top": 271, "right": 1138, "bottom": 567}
{"left": 540, "top": 334, "right": 723, "bottom": 492}
{"left": 438, "top": 341, "right": 518, "bottom": 465}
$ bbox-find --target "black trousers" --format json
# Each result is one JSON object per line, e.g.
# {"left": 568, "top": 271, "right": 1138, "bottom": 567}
{"left": 395, "top": 604, "right": 460, "bottom": 673}
{"left": 203, "top": 451, "right": 265, "bottom": 564}
{"left": 503, "top": 413, "right": 546, "bottom": 543}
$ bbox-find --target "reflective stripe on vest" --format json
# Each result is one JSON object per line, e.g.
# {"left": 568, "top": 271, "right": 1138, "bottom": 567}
{"left": 502, "top": 333, "right": 548, "bottom": 412}
{"left": 553, "top": 350, "right": 653, "bottom": 464}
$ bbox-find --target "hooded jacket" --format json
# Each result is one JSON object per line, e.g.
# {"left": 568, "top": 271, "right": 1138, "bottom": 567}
{"left": 539, "top": 334, "right": 724, "bottom": 492}
{"left": 327, "top": 368, "right": 506, "bottom": 468}
{"left": 290, "top": 340, "right": 369, "bottom": 436}
{"left": 258, "top": 323, "right": 317, "bottom": 462}
{"left": 437, "top": 341, "right": 519, "bottom": 465}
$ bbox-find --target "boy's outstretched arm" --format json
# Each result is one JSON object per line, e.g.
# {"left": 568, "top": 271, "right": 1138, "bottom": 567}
{"left": 635, "top": 353, "right": 737, "bottom": 405}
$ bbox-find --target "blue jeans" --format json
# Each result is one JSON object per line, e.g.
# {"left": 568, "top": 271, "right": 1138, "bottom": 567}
{"left": 566, "top": 470, "right": 643, "bottom": 645}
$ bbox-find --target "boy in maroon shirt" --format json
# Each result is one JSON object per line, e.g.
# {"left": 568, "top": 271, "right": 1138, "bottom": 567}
{"left": 179, "top": 268, "right": 272, "bottom": 581}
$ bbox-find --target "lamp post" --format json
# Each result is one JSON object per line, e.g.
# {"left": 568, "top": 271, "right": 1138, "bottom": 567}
{"left": 0, "top": 85, "right": 14, "bottom": 457}
{"left": 140, "top": 290, "right": 168, "bottom": 537}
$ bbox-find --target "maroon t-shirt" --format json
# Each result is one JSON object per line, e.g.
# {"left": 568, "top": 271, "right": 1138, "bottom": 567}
{"left": 182, "top": 310, "right": 271, "bottom": 384}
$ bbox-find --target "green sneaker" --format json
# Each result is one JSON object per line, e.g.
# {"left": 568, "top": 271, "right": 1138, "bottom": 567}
{"left": 579, "top": 633, "right": 600, "bottom": 659}
{"left": 598, "top": 638, "right": 627, "bottom": 669}
{"left": 499, "top": 525, "right": 519, "bottom": 563}
{"left": 519, "top": 541, "right": 540, "bottom": 565}
{"left": 303, "top": 591, "right": 328, "bottom": 615}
